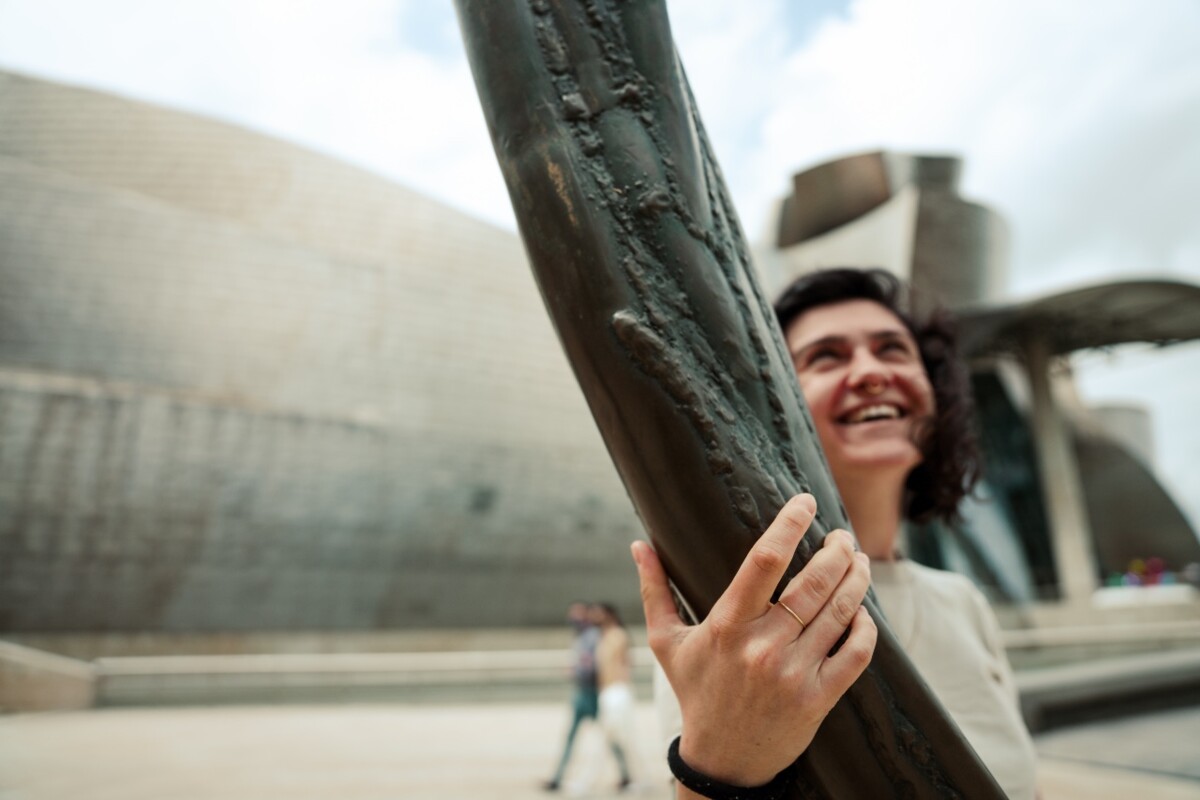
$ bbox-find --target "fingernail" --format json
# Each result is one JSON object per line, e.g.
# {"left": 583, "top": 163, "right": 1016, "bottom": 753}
{"left": 630, "top": 542, "right": 643, "bottom": 567}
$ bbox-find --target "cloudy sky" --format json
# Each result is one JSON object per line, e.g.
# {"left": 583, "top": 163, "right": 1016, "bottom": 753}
{"left": 2, "top": 0, "right": 1198, "bottom": 530}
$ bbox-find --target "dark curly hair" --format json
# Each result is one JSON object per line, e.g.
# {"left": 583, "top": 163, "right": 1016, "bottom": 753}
{"left": 773, "top": 268, "right": 981, "bottom": 524}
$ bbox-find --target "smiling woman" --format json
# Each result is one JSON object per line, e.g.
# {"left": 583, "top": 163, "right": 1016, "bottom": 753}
{"left": 783, "top": 298, "right": 934, "bottom": 518}
{"left": 646, "top": 267, "right": 1039, "bottom": 799}
{"left": 775, "top": 267, "right": 981, "bottom": 543}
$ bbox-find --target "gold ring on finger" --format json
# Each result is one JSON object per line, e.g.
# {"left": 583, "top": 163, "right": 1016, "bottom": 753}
{"left": 775, "top": 600, "right": 806, "bottom": 631}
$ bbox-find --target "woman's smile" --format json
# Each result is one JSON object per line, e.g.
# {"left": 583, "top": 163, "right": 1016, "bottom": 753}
{"left": 783, "top": 298, "right": 935, "bottom": 481}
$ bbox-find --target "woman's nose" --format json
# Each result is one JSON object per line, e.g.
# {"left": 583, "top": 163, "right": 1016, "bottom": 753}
{"left": 847, "top": 350, "right": 888, "bottom": 393}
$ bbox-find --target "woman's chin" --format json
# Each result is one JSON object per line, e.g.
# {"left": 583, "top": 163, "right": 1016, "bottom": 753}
{"left": 830, "top": 444, "right": 923, "bottom": 478}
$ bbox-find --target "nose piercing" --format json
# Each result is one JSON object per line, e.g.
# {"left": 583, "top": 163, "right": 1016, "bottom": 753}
{"left": 863, "top": 380, "right": 885, "bottom": 396}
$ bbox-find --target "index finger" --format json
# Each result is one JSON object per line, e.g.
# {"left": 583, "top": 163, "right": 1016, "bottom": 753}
{"left": 715, "top": 493, "right": 816, "bottom": 620}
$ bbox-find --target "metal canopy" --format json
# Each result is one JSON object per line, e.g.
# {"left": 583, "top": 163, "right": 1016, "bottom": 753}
{"left": 956, "top": 278, "right": 1200, "bottom": 357}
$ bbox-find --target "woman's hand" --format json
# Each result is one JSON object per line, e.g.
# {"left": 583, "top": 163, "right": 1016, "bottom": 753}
{"left": 631, "top": 493, "right": 876, "bottom": 789}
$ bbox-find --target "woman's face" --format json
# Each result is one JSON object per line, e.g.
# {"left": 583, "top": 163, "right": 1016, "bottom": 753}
{"left": 783, "top": 299, "right": 935, "bottom": 484}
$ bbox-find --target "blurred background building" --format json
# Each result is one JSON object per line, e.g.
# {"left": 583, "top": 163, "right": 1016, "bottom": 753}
{"left": 0, "top": 69, "right": 642, "bottom": 634}
{"left": 2, "top": 71, "right": 1199, "bottom": 714}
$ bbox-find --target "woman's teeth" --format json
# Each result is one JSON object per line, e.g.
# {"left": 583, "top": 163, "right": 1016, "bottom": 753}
{"left": 844, "top": 404, "right": 902, "bottom": 424}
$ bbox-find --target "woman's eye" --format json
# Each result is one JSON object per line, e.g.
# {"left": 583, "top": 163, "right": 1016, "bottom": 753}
{"left": 806, "top": 348, "right": 841, "bottom": 366}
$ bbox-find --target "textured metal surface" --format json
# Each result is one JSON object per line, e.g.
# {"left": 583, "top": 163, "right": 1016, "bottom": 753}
{"left": 0, "top": 70, "right": 643, "bottom": 632}
{"left": 455, "top": 0, "right": 1004, "bottom": 795}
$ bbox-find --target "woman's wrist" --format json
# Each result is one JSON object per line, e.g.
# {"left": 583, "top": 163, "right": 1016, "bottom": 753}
{"left": 677, "top": 736, "right": 776, "bottom": 788}
{"left": 670, "top": 736, "right": 795, "bottom": 800}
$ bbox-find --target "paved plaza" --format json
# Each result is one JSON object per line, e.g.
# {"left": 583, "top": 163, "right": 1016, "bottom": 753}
{"left": 2, "top": 701, "right": 1198, "bottom": 800}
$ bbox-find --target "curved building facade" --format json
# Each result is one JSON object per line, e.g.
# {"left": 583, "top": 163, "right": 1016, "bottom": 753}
{"left": 0, "top": 70, "right": 641, "bottom": 631}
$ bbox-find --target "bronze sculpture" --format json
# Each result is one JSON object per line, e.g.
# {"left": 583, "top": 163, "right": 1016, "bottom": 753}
{"left": 455, "top": 1, "right": 1005, "bottom": 795}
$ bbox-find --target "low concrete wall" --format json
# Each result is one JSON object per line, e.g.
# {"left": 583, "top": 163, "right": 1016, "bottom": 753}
{"left": 7, "top": 629, "right": 1200, "bottom": 725}
{"left": 1, "top": 632, "right": 655, "bottom": 708}
{"left": 1016, "top": 647, "right": 1200, "bottom": 732}
{"left": 0, "top": 641, "right": 96, "bottom": 712}
{"left": 91, "top": 649, "right": 656, "bottom": 707}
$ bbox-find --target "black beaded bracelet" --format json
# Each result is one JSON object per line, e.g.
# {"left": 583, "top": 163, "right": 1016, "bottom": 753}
{"left": 667, "top": 736, "right": 795, "bottom": 800}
